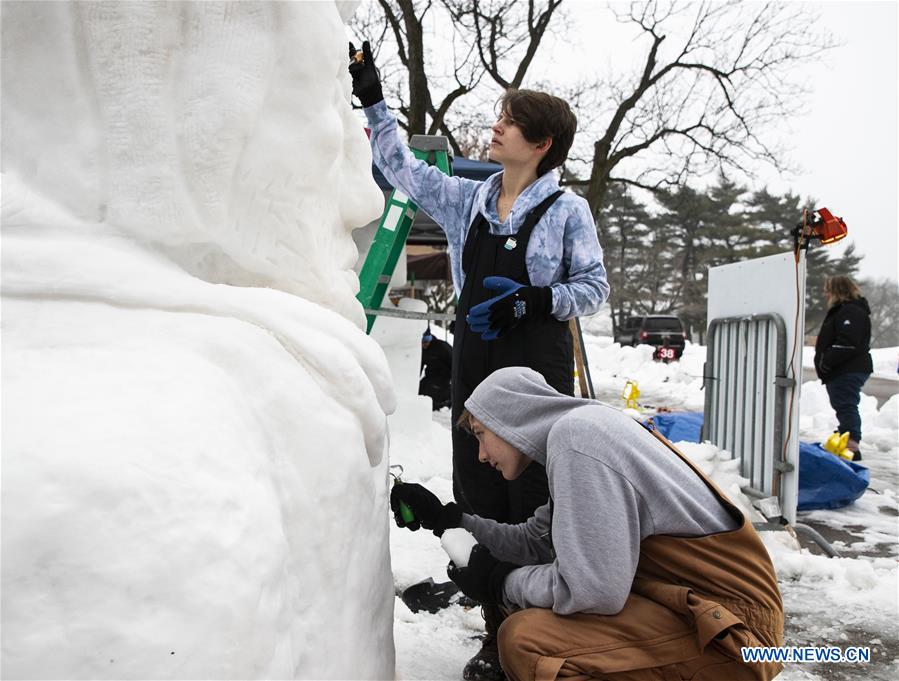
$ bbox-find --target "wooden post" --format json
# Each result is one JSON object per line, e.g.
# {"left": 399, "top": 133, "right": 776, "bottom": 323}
{"left": 570, "top": 319, "right": 589, "bottom": 398}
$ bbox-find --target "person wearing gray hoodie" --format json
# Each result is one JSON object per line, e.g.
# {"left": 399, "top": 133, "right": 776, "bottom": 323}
{"left": 390, "top": 367, "right": 784, "bottom": 681}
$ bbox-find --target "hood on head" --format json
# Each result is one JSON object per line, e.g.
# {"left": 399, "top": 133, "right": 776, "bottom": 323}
{"left": 464, "top": 367, "right": 593, "bottom": 465}
{"left": 831, "top": 296, "right": 871, "bottom": 315}
{"left": 849, "top": 296, "right": 871, "bottom": 314}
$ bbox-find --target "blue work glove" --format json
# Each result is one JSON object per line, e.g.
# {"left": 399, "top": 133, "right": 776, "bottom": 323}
{"left": 466, "top": 276, "right": 554, "bottom": 340}
{"left": 447, "top": 545, "right": 518, "bottom": 606}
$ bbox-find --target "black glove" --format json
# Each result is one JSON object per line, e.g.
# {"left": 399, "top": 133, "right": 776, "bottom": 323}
{"left": 447, "top": 544, "right": 518, "bottom": 605}
{"left": 347, "top": 40, "right": 384, "bottom": 107}
{"left": 390, "top": 482, "right": 462, "bottom": 536}
{"left": 467, "top": 276, "right": 553, "bottom": 340}
{"left": 488, "top": 284, "right": 553, "bottom": 332}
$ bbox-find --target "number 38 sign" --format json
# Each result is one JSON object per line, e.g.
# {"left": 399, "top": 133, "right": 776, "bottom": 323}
{"left": 655, "top": 346, "right": 678, "bottom": 362}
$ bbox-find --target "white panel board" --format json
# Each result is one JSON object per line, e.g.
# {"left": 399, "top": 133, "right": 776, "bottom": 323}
{"left": 707, "top": 251, "right": 806, "bottom": 523}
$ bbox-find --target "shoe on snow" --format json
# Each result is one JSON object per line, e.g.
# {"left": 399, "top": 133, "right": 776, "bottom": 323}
{"left": 462, "top": 634, "right": 505, "bottom": 681}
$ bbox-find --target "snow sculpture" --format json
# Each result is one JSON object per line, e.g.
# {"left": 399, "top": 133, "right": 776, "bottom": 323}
{"left": 1, "top": 2, "right": 395, "bottom": 678}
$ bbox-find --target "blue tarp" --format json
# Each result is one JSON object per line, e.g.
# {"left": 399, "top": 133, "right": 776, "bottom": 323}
{"left": 647, "top": 411, "right": 869, "bottom": 511}
{"left": 796, "top": 442, "right": 870, "bottom": 511}
{"left": 372, "top": 157, "right": 502, "bottom": 190}
{"left": 651, "top": 412, "right": 704, "bottom": 444}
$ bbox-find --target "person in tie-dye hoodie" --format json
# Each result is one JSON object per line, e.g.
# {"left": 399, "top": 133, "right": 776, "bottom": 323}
{"left": 349, "top": 40, "right": 609, "bottom": 681}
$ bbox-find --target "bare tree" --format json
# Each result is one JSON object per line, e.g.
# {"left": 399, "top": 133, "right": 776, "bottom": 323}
{"left": 350, "top": 0, "right": 481, "bottom": 148}
{"left": 350, "top": 0, "right": 566, "bottom": 152}
{"left": 561, "top": 1, "right": 835, "bottom": 214}
{"left": 445, "top": 0, "right": 565, "bottom": 89}
{"left": 421, "top": 280, "right": 457, "bottom": 324}
{"left": 861, "top": 277, "right": 899, "bottom": 348}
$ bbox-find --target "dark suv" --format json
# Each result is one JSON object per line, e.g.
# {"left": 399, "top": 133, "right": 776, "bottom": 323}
{"left": 615, "top": 315, "right": 687, "bottom": 360}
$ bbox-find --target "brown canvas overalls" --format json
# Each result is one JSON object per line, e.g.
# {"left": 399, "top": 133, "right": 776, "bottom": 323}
{"left": 497, "top": 428, "right": 784, "bottom": 681}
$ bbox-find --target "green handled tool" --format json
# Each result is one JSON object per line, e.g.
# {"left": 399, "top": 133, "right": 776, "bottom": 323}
{"left": 389, "top": 465, "right": 415, "bottom": 524}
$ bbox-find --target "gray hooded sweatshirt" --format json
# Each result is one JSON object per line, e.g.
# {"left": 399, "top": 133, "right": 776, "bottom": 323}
{"left": 461, "top": 367, "right": 738, "bottom": 616}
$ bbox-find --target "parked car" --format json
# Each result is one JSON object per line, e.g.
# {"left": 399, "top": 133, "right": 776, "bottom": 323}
{"left": 615, "top": 315, "right": 687, "bottom": 360}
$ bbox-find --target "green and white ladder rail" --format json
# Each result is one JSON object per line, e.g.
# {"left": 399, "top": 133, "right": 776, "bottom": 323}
{"left": 357, "top": 135, "right": 453, "bottom": 333}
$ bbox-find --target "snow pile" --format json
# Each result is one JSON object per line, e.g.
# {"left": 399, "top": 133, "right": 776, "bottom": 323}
{"left": 800, "top": 381, "right": 897, "bottom": 452}
{"left": 392, "top": 600, "right": 484, "bottom": 681}
{"left": 2, "top": 2, "right": 397, "bottom": 679}
{"left": 581, "top": 338, "right": 707, "bottom": 410}
{"left": 579, "top": 334, "right": 897, "bottom": 454}
{"left": 672, "top": 442, "right": 756, "bottom": 519}
{"left": 763, "top": 532, "right": 898, "bottom": 618}
{"left": 870, "top": 347, "right": 899, "bottom": 378}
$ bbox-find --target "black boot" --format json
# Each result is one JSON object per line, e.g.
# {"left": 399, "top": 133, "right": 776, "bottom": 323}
{"left": 462, "top": 604, "right": 506, "bottom": 681}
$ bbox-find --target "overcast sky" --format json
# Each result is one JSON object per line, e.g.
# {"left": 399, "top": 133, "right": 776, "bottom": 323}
{"left": 371, "top": 1, "right": 898, "bottom": 281}
{"left": 538, "top": 1, "right": 899, "bottom": 281}
{"left": 756, "top": 1, "right": 897, "bottom": 282}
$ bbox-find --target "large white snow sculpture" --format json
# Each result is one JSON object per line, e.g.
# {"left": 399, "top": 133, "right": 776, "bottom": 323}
{"left": 1, "top": 2, "right": 396, "bottom": 678}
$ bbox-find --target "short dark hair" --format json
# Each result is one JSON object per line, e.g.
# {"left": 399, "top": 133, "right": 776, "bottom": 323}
{"left": 497, "top": 89, "right": 577, "bottom": 177}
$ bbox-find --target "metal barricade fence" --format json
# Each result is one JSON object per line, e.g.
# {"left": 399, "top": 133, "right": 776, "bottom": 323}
{"left": 701, "top": 313, "right": 795, "bottom": 502}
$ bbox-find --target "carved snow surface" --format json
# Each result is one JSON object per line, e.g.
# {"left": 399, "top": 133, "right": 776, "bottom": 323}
{"left": 1, "top": 2, "right": 395, "bottom": 679}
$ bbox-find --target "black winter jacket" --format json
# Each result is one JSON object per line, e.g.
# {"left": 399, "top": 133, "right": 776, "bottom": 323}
{"left": 814, "top": 297, "right": 873, "bottom": 384}
{"left": 421, "top": 338, "right": 453, "bottom": 383}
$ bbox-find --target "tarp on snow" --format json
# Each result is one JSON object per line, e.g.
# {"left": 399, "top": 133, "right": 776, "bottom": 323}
{"left": 797, "top": 442, "right": 870, "bottom": 511}
{"left": 651, "top": 411, "right": 704, "bottom": 444}
{"left": 644, "top": 411, "right": 870, "bottom": 511}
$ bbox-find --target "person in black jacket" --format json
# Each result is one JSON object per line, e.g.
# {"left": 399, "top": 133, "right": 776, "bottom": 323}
{"left": 814, "top": 275, "right": 873, "bottom": 460}
{"left": 419, "top": 328, "right": 453, "bottom": 411}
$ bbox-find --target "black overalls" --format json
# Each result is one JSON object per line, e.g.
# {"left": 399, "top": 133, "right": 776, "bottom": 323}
{"left": 451, "top": 191, "right": 574, "bottom": 523}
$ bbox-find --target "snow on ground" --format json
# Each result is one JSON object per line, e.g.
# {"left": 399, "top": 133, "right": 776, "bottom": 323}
{"left": 582, "top": 337, "right": 708, "bottom": 411}
{"left": 389, "top": 332, "right": 899, "bottom": 680}
{"left": 871, "top": 348, "right": 899, "bottom": 379}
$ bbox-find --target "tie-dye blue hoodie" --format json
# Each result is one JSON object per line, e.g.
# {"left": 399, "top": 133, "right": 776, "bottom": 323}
{"left": 363, "top": 101, "right": 609, "bottom": 320}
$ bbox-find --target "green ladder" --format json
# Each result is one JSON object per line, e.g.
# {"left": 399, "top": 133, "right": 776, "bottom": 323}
{"left": 357, "top": 135, "right": 453, "bottom": 333}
